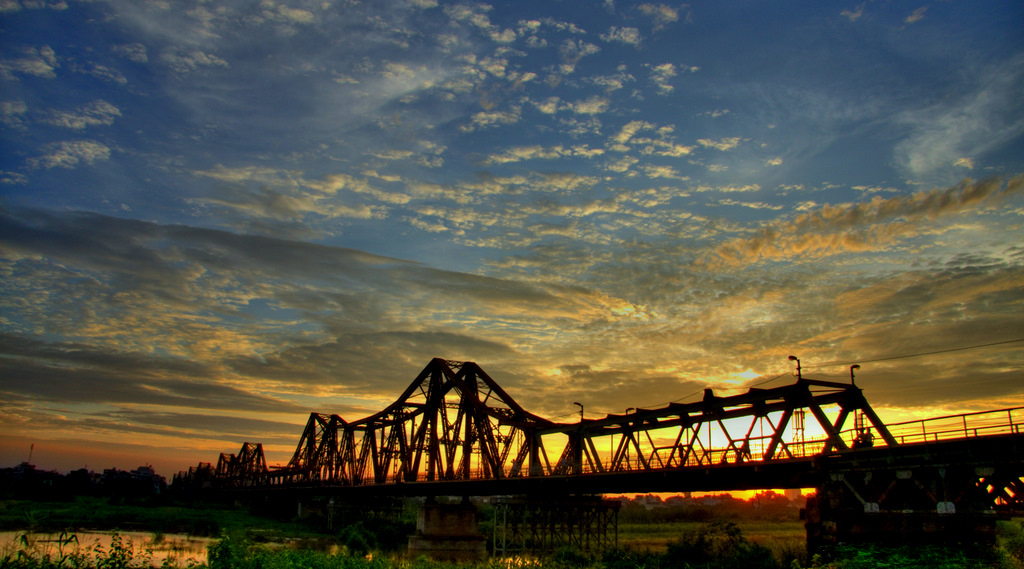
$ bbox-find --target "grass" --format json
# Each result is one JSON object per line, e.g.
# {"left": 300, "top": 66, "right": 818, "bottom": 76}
{"left": 619, "top": 519, "right": 805, "bottom": 553}
{"left": 0, "top": 496, "right": 318, "bottom": 539}
{"left": 3, "top": 498, "right": 1023, "bottom": 569}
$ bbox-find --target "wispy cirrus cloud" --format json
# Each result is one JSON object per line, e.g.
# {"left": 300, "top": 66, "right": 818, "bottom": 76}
{"left": 894, "top": 55, "right": 1024, "bottom": 183}
{"left": 904, "top": 7, "right": 927, "bottom": 25}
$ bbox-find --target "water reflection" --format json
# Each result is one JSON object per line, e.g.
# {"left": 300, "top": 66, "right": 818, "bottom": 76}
{"left": 0, "top": 530, "right": 214, "bottom": 567}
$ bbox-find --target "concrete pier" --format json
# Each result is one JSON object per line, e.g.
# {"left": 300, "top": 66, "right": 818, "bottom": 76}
{"left": 407, "top": 501, "right": 486, "bottom": 561}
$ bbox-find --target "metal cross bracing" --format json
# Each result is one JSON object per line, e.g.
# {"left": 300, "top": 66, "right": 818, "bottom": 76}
{"left": 266, "top": 358, "right": 557, "bottom": 486}
{"left": 185, "top": 357, "right": 944, "bottom": 490}
{"left": 175, "top": 357, "right": 1024, "bottom": 552}
{"left": 492, "top": 497, "right": 619, "bottom": 556}
{"left": 214, "top": 442, "right": 267, "bottom": 487}
{"left": 547, "top": 378, "right": 899, "bottom": 477}
{"left": 178, "top": 357, "right": 1024, "bottom": 498}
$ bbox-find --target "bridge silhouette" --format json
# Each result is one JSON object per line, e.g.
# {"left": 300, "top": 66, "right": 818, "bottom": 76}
{"left": 178, "top": 357, "right": 1024, "bottom": 551}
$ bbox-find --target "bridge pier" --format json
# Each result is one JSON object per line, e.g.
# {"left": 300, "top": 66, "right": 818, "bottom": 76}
{"left": 805, "top": 463, "right": 1007, "bottom": 551}
{"left": 492, "top": 496, "right": 619, "bottom": 557}
{"left": 407, "top": 499, "right": 487, "bottom": 562}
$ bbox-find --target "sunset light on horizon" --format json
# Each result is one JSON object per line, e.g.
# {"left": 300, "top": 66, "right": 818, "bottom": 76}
{"left": 1, "top": 0, "right": 1023, "bottom": 479}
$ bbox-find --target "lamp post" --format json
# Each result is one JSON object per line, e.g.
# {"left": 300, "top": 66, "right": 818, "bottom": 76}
{"left": 624, "top": 407, "right": 635, "bottom": 470}
{"left": 850, "top": 364, "right": 860, "bottom": 385}
{"left": 573, "top": 401, "right": 583, "bottom": 422}
{"left": 788, "top": 355, "right": 801, "bottom": 380}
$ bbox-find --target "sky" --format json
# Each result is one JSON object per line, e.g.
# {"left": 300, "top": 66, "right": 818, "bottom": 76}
{"left": 1, "top": 0, "right": 1023, "bottom": 477}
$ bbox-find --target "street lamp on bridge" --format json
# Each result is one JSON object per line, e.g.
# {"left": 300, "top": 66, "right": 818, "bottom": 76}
{"left": 573, "top": 401, "right": 583, "bottom": 422}
{"left": 850, "top": 364, "right": 860, "bottom": 385}
{"left": 788, "top": 355, "right": 801, "bottom": 380}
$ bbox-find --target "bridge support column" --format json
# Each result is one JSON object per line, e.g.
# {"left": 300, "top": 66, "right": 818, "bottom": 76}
{"left": 805, "top": 465, "right": 1002, "bottom": 551}
{"left": 492, "top": 496, "right": 619, "bottom": 557}
{"left": 407, "top": 500, "right": 486, "bottom": 562}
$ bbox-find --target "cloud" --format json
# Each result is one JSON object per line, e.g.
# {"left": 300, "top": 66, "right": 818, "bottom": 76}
{"left": 557, "top": 39, "right": 600, "bottom": 75}
{"left": 894, "top": 55, "right": 1024, "bottom": 182}
{"left": 191, "top": 167, "right": 405, "bottom": 235}
{"left": 0, "top": 208, "right": 650, "bottom": 395}
{"left": 533, "top": 96, "right": 561, "bottom": 114}
{"left": 461, "top": 106, "right": 523, "bottom": 131}
{"left": 43, "top": 100, "right": 121, "bottom": 129}
{"left": 0, "top": 100, "right": 28, "bottom": 128}
{"left": 445, "top": 3, "right": 516, "bottom": 44}
{"left": 612, "top": 120, "right": 652, "bottom": 145}
{"left": 601, "top": 27, "right": 642, "bottom": 46}
{"left": 647, "top": 62, "right": 676, "bottom": 94}
{"left": 694, "top": 184, "right": 760, "bottom": 194}
{"left": 483, "top": 145, "right": 568, "bottom": 164}
{"left": 112, "top": 43, "right": 148, "bottom": 63}
{"left": 710, "top": 176, "right": 1024, "bottom": 265}
{"left": 638, "top": 3, "right": 679, "bottom": 31}
{"left": 905, "top": 7, "right": 927, "bottom": 25}
{"left": 0, "top": 333, "right": 307, "bottom": 415}
{"left": 160, "top": 48, "right": 229, "bottom": 73}
{"left": 569, "top": 96, "right": 610, "bottom": 115}
{"left": 28, "top": 140, "right": 110, "bottom": 169}
{"left": 640, "top": 164, "right": 686, "bottom": 180}
{"left": 841, "top": 4, "right": 865, "bottom": 23}
{"left": 605, "top": 155, "right": 639, "bottom": 173}
{"left": 698, "top": 137, "right": 742, "bottom": 151}
{"left": 588, "top": 68, "right": 636, "bottom": 92}
{"left": 715, "top": 198, "right": 783, "bottom": 210}
{"left": 259, "top": 1, "right": 315, "bottom": 25}
{"left": 0, "top": 45, "right": 58, "bottom": 78}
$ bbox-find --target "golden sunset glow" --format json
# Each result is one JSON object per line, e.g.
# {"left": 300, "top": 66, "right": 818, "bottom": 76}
{"left": 0, "top": 1, "right": 1022, "bottom": 479}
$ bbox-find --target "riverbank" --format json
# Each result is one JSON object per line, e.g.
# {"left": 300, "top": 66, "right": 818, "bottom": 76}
{"left": 3, "top": 497, "right": 1023, "bottom": 569}
{"left": 0, "top": 496, "right": 319, "bottom": 538}
{"left": 1, "top": 530, "right": 213, "bottom": 567}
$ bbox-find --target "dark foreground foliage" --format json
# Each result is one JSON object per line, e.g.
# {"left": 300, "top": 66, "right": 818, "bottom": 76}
{"left": 5, "top": 520, "right": 1024, "bottom": 569}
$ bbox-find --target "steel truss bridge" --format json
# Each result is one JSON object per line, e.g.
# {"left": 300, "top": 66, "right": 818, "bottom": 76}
{"left": 179, "top": 358, "right": 1024, "bottom": 549}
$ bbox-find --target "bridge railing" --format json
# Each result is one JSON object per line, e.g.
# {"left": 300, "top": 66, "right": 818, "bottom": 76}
{"left": 236, "top": 408, "right": 1024, "bottom": 486}
{"left": 880, "top": 406, "right": 1024, "bottom": 445}
{"left": 564, "top": 408, "right": 1024, "bottom": 476}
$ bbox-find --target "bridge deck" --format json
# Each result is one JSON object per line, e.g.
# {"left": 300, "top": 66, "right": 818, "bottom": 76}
{"left": 240, "top": 433, "right": 1024, "bottom": 500}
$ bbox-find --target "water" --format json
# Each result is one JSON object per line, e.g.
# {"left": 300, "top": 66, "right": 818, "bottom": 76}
{"left": 0, "top": 530, "right": 214, "bottom": 567}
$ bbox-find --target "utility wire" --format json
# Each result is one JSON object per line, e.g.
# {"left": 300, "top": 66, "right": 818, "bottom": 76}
{"left": 807, "top": 337, "right": 1024, "bottom": 370}
{"left": 747, "top": 372, "right": 790, "bottom": 388}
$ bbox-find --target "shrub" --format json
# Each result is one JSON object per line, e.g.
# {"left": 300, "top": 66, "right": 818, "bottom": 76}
{"left": 338, "top": 522, "right": 377, "bottom": 556}
{"left": 548, "top": 546, "right": 589, "bottom": 568}
{"left": 661, "top": 522, "right": 779, "bottom": 569}
{"left": 601, "top": 547, "right": 660, "bottom": 569}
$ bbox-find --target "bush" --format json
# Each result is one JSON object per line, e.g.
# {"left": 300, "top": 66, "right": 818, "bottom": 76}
{"left": 661, "top": 522, "right": 779, "bottom": 569}
{"left": 207, "top": 532, "right": 247, "bottom": 569}
{"left": 601, "top": 547, "right": 660, "bottom": 569}
{"left": 338, "top": 522, "right": 377, "bottom": 556}
{"left": 548, "top": 546, "right": 589, "bottom": 568}
{"left": 815, "top": 543, "right": 1011, "bottom": 569}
